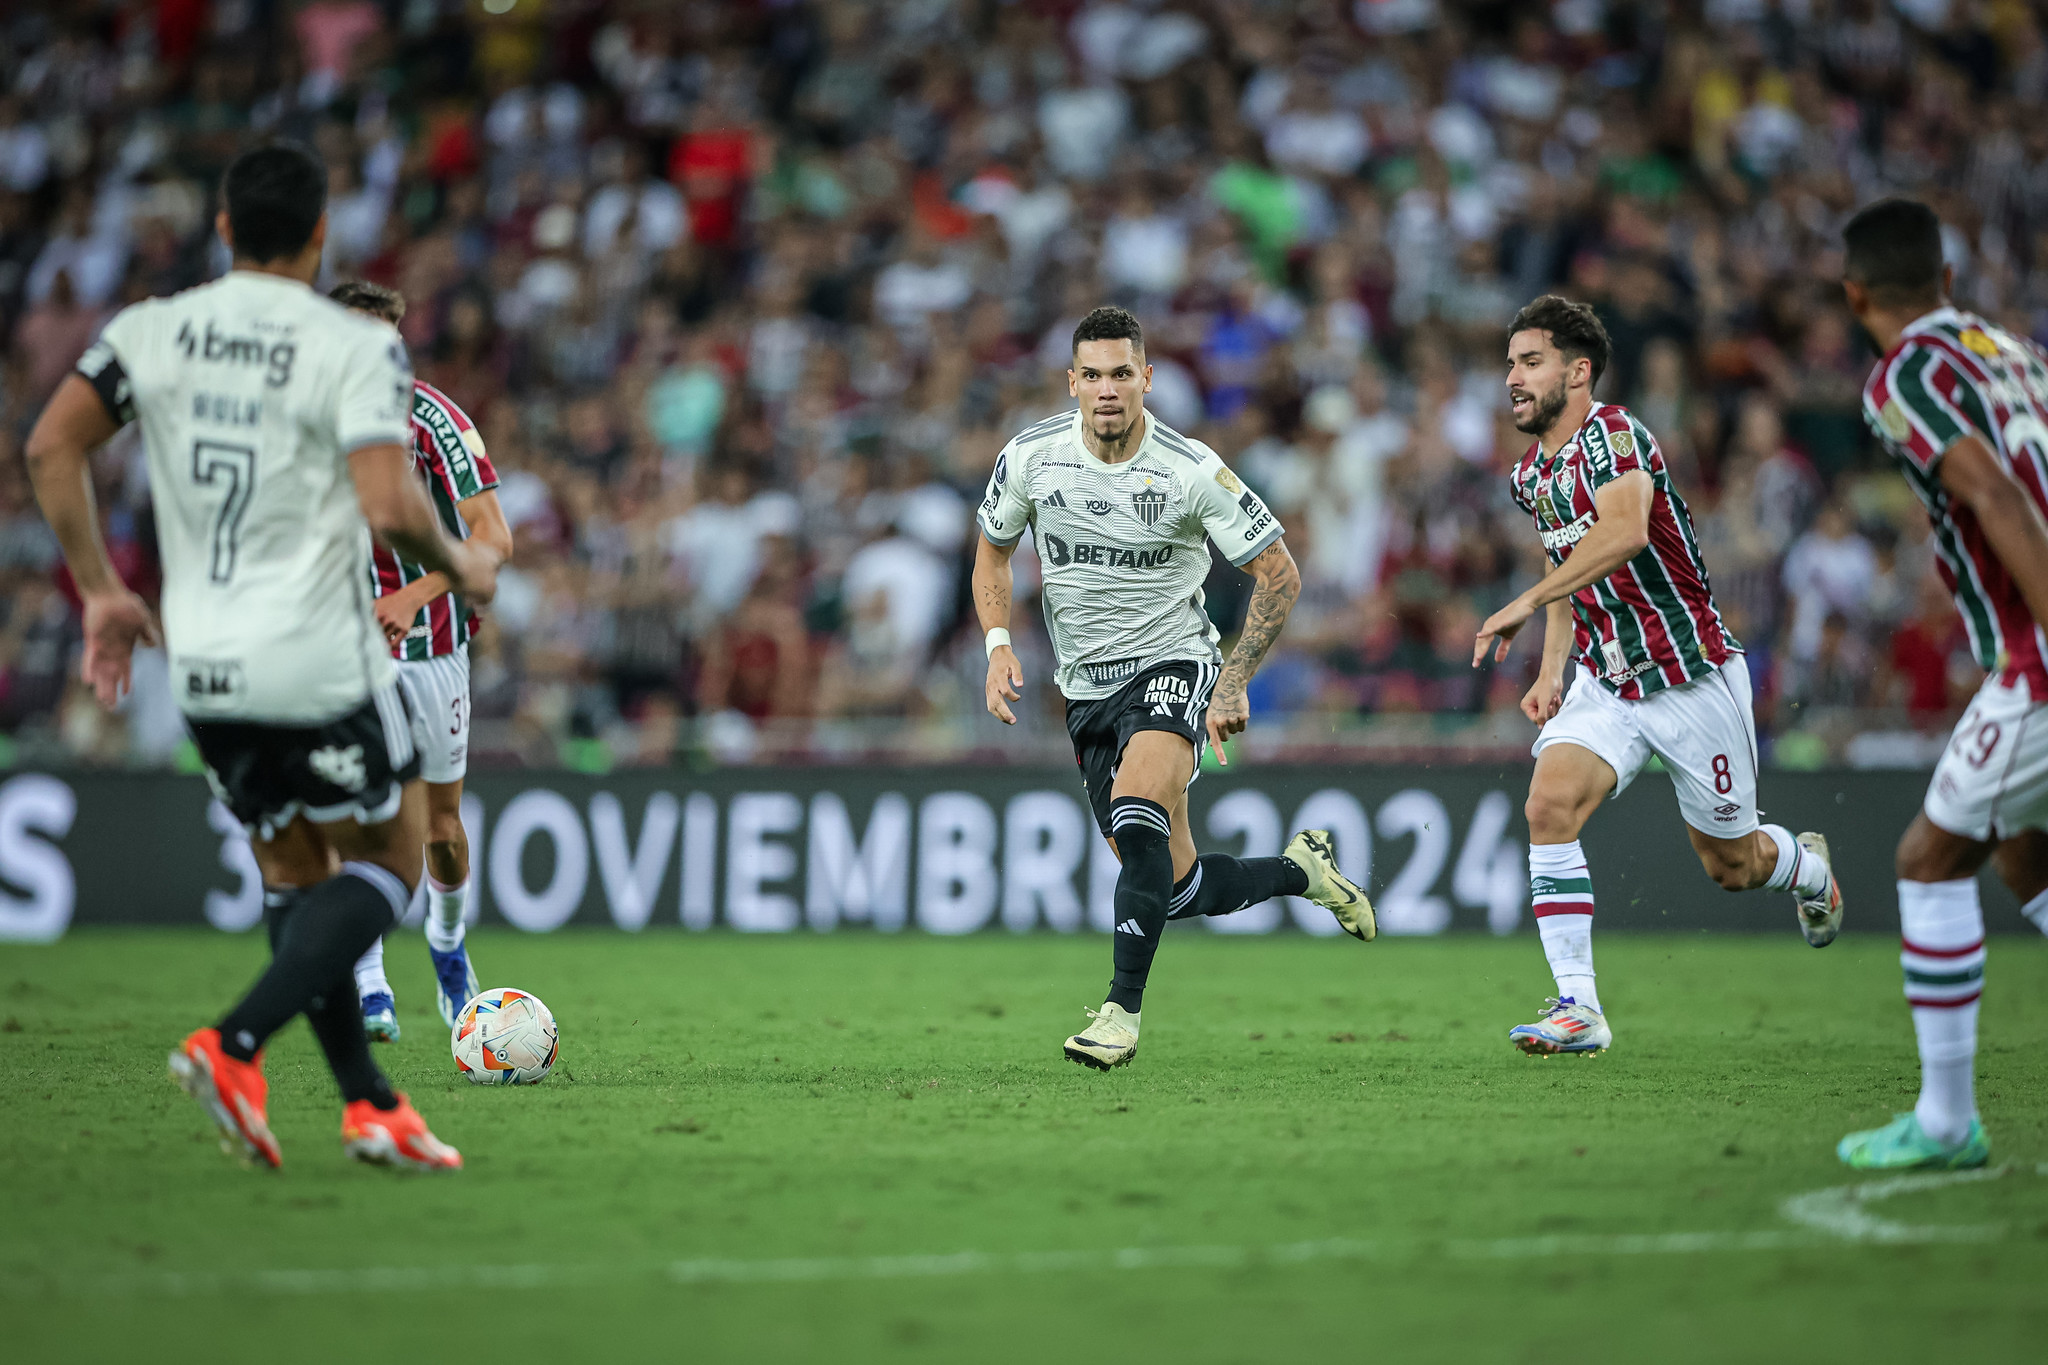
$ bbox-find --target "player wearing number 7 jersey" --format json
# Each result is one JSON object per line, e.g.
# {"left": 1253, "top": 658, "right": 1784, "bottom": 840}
{"left": 1835, "top": 200, "right": 2048, "bottom": 1171}
{"left": 1472, "top": 296, "right": 1843, "bottom": 1058}
{"left": 329, "top": 282, "right": 512, "bottom": 1042}
{"left": 25, "top": 142, "right": 500, "bottom": 1169}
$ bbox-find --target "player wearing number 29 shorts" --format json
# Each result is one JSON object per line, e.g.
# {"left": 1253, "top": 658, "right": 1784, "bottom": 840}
{"left": 329, "top": 283, "right": 513, "bottom": 1042}
{"left": 1474, "top": 296, "right": 1844, "bottom": 1060}
{"left": 1835, "top": 200, "right": 2048, "bottom": 1173}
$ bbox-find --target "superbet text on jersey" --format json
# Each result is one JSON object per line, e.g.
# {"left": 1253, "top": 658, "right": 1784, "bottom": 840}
{"left": 976, "top": 410, "right": 1280, "bottom": 701}
{"left": 74, "top": 272, "right": 413, "bottom": 723}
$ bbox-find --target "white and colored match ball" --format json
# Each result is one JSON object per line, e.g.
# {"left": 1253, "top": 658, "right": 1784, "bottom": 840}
{"left": 452, "top": 987, "right": 558, "bottom": 1086}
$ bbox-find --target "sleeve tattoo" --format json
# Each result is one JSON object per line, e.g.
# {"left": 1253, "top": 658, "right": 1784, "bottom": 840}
{"left": 1219, "top": 542, "right": 1300, "bottom": 695}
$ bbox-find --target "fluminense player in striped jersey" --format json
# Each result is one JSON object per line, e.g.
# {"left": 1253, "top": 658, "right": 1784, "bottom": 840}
{"left": 1835, "top": 200, "right": 2048, "bottom": 1170}
{"left": 330, "top": 282, "right": 512, "bottom": 1040}
{"left": 1472, "top": 295, "right": 1843, "bottom": 1057}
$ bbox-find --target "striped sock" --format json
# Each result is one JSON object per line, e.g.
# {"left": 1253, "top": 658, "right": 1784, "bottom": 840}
{"left": 1898, "top": 878, "right": 1984, "bottom": 1146}
{"left": 1760, "top": 824, "right": 1828, "bottom": 897}
{"left": 1530, "top": 840, "right": 1598, "bottom": 1013}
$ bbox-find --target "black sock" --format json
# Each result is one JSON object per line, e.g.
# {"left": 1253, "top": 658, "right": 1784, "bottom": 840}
{"left": 1105, "top": 796, "right": 1174, "bottom": 1013}
{"left": 1168, "top": 854, "right": 1309, "bottom": 920}
{"left": 218, "top": 862, "right": 409, "bottom": 1062}
{"left": 303, "top": 964, "right": 399, "bottom": 1109}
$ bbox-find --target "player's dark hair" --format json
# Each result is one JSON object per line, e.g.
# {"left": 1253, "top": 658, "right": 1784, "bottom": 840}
{"left": 1072, "top": 305, "right": 1145, "bottom": 357}
{"left": 1508, "top": 294, "right": 1612, "bottom": 389}
{"left": 1843, "top": 198, "right": 1945, "bottom": 309}
{"left": 221, "top": 142, "right": 327, "bottom": 264}
{"left": 329, "top": 280, "right": 405, "bottom": 324}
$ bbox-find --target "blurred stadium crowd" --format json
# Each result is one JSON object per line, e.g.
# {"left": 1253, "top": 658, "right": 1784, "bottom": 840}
{"left": 0, "top": 0, "right": 2029, "bottom": 768}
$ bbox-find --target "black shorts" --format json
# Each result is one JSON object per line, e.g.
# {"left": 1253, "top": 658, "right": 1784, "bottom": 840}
{"left": 187, "top": 681, "right": 423, "bottom": 840}
{"left": 1065, "top": 658, "right": 1219, "bottom": 839}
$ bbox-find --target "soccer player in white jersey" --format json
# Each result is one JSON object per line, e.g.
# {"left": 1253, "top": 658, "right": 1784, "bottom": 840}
{"left": 974, "top": 307, "right": 1373, "bottom": 1070}
{"left": 1836, "top": 200, "right": 2048, "bottom": 1169}
{"left": 329, "top": 282, "right": 512, "bottom": 1042}
{"left": 1472, "top": 296, "right": 1843, "bottom": 1057}
{"left": 23, "top": 143, "right": 501, "bottom": 1170}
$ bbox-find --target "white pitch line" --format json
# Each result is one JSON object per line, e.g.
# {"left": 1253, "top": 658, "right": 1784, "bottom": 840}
{"left": 6, "top": 1167, "right": 2035, "bottom": 1300}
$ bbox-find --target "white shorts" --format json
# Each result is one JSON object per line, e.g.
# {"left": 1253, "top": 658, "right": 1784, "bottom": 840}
{"left": 396, "top": 648, "right": 469, "bottom": 785}
{"left": 1924, "top": 673, "right": 2048, "bottom": 842}
{"left": 1534, "top": 656, "right": 1760, "bottom": 838}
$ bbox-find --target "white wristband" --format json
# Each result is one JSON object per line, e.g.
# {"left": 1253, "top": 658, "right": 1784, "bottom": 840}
{"left": 984, "top": 628, "right": 1012, "bottom": 658}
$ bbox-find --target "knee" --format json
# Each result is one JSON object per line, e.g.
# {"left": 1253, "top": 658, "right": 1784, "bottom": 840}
{"left": 1524, "top": 789, "right": 1586, "bottom": 844}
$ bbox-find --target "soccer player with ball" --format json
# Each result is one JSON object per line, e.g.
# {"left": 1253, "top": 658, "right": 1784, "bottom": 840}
{"left": 1474, "top": 296, "right": 1844, "bottom": 1057}
{"left": 23, "top": 143, "right": 501, "bottom": 1169}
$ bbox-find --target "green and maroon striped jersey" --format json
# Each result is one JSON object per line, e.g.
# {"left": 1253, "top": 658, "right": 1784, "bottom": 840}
{"left": 367, "top": 380, "right": 498, "bottom": 661}
{"left": 1861, "top": 307, "right": 2048, "bottom": 694}
{"left": 1507, "top": 403, "right": 1738, "bottom": 700}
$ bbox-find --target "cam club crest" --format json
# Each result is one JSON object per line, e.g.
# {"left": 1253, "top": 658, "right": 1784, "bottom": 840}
{"left": 1131, "top": 487, "right": 1168, "bottom": 526}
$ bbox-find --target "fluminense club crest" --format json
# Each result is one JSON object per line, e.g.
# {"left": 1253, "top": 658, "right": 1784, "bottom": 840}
{"left": 1131, "top": 487, "right": 1168, "bottom": 526}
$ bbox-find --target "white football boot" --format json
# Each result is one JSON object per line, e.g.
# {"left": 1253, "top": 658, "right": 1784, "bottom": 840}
{"left": 1794, "top": 831, "right": 1844, "bottom": 947}
{"left": 1508, "top": 997, "right": 1612, "bottom": 1055}
{"left": 1283, "top": 829, "right": 1376, "bottom": 940}
{"left": 1063, "top": 1002, "right": 1140, "bottom": 1070}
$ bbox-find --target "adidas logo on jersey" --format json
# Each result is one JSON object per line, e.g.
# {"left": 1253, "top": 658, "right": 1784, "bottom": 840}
{"left": 1039, "top": 489, "right": 1067, "bottom": 508}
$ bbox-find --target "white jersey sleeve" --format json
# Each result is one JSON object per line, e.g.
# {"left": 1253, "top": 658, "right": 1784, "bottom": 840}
{"left": 1184, "top": 445, "right": 1284, "bottom": 566}
{"left": 332, "top": 324, "right": 414, "bottom": 455}
{"left": 975, "top": 436, "right": 1034, "bottom": 547}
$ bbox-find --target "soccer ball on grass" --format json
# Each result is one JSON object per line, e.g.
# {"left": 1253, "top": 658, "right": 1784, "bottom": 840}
{"left": 452, "top": 987, "right": 558, "bottom": 1085}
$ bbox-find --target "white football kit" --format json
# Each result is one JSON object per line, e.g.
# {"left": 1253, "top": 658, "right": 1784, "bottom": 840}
{"left": 976, "top": 410, "right": 1282, "bottom": 700}
{"left": 77, "top": 271, "right": 413, "bottom": 724}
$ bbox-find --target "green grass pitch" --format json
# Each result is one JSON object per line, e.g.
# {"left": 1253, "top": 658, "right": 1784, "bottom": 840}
{"left": 4, "top": 928, "right": 2047, "bottom": 1363}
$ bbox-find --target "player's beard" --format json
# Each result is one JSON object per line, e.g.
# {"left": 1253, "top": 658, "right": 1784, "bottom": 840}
{"left": 1511, "top": 379, "right": 1569, "bottom": 437}
{"left": 1089, "top": 408, "right": 1140, "bottom": 452}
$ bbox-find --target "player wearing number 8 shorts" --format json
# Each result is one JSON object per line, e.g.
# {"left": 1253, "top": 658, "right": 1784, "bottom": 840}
{"left": 1835, "top": 201, "right": 2048, "bottom": 1171}
{"left": 329, "top": 283, "right": 512, "bottom": 1041}
{"left": 1474, "top": 297, "right": 1843, "bottom": 1058}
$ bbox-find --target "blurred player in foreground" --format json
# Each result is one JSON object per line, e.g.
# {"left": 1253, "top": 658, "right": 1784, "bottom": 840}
{"left": 1838, "top": 199, "right": 2048, "bottom": 1169}
{"left": 974, "top": 306, "right": 1372, "bottom": 1071}
{"left": 1474, "top": 296, "right": 1842, "bottom": 1057}
{"left": 24, "top": 143, "right": 500, "bottom": 1169}
{"left": 329, "top": 282, "right": 512, "bottom": 1042}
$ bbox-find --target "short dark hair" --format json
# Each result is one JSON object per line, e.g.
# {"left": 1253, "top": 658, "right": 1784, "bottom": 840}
{"left": 329, "top": 280, "right": 405, "bottom": 324}
{"left": 221, "top": 142, "right": 327, "bottom": 264}
{"left": 1507, "top": 294, "right": 1612, "bottom": 389}
{"left": 1072, "top": 305, "right": 1145, "bottom": 357}
{"left": 1843, "top": 198, "right": 1944, "bottom": 309}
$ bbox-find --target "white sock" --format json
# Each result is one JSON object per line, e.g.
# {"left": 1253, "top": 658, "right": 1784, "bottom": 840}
{"left": 1898, "top": 878, "right": 1985, "bottom": 1145}
{"left": 1530, "top": 841, "right": 1599, "bottom": 1013}
{"left": 353, "top": 936, "right": 391, "bottom": 1001}
{"left": 2022, "top": 886, "right": 2048, "bottom": 936}
{"left": 1760, "top": 824, "right": 1830, "bottom": 897}
{"left": 425, "top": 874, "right": 469, "bottom": 953}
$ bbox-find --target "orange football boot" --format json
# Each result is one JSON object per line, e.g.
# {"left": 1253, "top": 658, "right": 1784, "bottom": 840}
{"left": 168, "top": 1027, "right": 282, "bottom": 1168}
{"left": 341, "top": 1093, "right": 463, "bottom": 1171}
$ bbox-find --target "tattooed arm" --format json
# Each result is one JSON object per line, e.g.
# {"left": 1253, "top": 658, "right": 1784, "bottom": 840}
{"left": 1206, "top": 539, "right": 1301, "bottom": 765}
{"left": 974, "top": 532, "right": 1024, "bottom": 724}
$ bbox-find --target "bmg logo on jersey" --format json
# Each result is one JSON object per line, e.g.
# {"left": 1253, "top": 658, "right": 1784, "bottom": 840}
{"left": 176, "top": 320, "right": 297, "bottom": 388}
{"left": 1143, "top": 673, "right": 1191, "bottom": 716}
